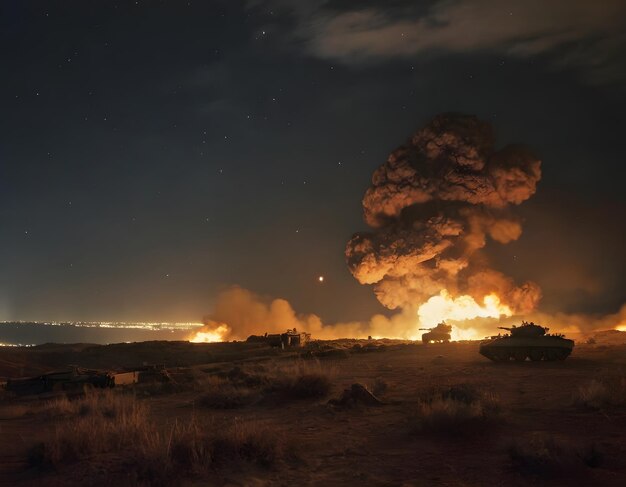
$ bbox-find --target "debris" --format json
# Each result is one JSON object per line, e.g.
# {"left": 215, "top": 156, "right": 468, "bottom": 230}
{"left": 328, "top": 383, "right": 385, "bottom": 408}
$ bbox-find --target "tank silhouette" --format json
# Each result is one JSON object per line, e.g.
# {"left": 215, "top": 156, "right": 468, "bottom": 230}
{"left": 246, "top": 328, "right": 311, "bottom": 348}
{"left": 419, "top": 322, "right": 452, "bottom": 344}
{"left": 479, "top": 321, "right": 574, "bottom": 361}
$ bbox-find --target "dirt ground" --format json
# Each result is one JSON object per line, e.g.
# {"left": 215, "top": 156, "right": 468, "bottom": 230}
{"left": 1, "top": 340, "right": 626, "bottom": 486}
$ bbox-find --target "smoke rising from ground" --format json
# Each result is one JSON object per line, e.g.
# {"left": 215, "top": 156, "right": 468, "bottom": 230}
{"left": 192, "top": 286, "right": 626, "bottom": 343}
{"left": 193, "top": 286, "right": 421, "bottom": 341}
{"left": 346, "top": 113, "right": 542, "bottom": 313}
{"left": 191, "top": 114, "right": 623, "bottom": 343}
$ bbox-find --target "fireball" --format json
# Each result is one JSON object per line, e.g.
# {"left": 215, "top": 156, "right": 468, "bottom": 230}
{"left": 189, "top": 323, "right": 231, "bottom": 343}
{"left": 416, "top": 290, "right": 512, "bottom": 341}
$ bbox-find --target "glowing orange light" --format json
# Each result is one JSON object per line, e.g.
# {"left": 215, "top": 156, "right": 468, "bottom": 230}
{"left": 318, "top": 276, "right": 324, "bottom": 282}
{"left": 189, "top": 323, "right": 230, "bottom": 343}
{"left": 415, "top": 290, "right": 512, "bottom": 341}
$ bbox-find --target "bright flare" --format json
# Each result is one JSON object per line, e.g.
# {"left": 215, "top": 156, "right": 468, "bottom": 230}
{"left": 189, "top": 323, "right": 231, "bottom": 343}
{"left": 417, "top": 290, "right": 513, "bottom": 340}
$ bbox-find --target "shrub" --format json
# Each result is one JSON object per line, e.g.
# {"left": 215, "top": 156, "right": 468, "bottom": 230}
{"left": 259, "top": 360, "right": 334, "bottom": 400}
{"left": 29, "top": 393, "right": 151, "bottom": 468}
{"left": 197, "top": 385, "right": 258, "bottom": 409}
{"left": 38, "top": 389, "right": 138, "bottom": 418}
{"left": 508, "top": 433, "right": 603, "bottom": 477}
{"left": 575, "top": 375, "right": 626, "bottom": 410}
{"left": 211, "top": 420, "right": 287, "bottom": 468}
{"left": 410, "top": 384, "right": 499, "bottom": 436}
{"left": 287, "top": 373, "right": 332, "bottom": 398}
{"left": 28, "top": 391, "right": 290, "bottom": 481}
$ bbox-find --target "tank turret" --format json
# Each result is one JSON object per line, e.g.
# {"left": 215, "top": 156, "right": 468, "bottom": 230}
{"left": 479, "top": 321, "right": 573, "bottom": 362}
{"left": 497, "top": 321, "right": 547, "bottom": 337}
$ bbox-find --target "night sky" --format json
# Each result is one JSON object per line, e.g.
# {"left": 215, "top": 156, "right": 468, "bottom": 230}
{"left": 1, "top": 0, "right": 625, "bottom": 324}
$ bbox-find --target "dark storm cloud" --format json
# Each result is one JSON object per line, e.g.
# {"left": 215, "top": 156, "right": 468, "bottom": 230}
{"left": 249, "top": 0, "right": 626, "bottom": 85}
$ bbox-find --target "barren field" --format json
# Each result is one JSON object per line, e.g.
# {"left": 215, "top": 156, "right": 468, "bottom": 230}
{"left": 1, "top": 340, "right": 626, "bottom": 486}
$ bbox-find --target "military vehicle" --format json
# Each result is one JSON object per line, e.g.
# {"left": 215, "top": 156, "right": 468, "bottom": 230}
{"left": 420, "top": 322, "right": 452, "bottom": 344}
{"left": 246, "top": 328, "right": 311, "bottom": 348}
{"left": 479, "top": 321, "right": 574, "bottom": 361}
{"left": 6, "top": 366, "right": 114, "bottom": 396}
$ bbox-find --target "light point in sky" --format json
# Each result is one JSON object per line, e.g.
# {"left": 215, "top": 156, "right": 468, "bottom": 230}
{"left": 318, "top": 276, "right": 324, "bottom": 282}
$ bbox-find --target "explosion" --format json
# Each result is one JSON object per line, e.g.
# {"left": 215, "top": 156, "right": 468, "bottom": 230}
{"left": 346, "top": 113, "right": 542, "bottom": 335}
{"left": 189, "top": 323, "right": 231, "bottom": 343}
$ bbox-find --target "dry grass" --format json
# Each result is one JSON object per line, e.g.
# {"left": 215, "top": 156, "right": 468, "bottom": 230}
{"left": 265, "top": 360, "right": 334, "bottom": 400}
{"left": 29, "top": 392, "right": 152, "bottom": 468}
{"left": 575, "top": 375, "right": 626, "bottom": 410}
{"left": 28, "top": 392, "right": 290, "bottom": 484}
{"left": 36, "top": 389, "right": 138, "bottom": 418}
{"left": 508, "top": 433, "right": 603, "bottom": 478}
{"left": 197, "top": 360, "right": 334, "bottom": 404}
{"left": 197, "top": 376, "right": 259, "bottom": 409}
{"left": 410, "top": 384, "right": 500, "bottom": 436}
{"left": 155, "top": 419, "right": 288, "bottom": 475}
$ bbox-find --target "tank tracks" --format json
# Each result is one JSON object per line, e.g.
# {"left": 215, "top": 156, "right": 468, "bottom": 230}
{"left": 480, "top": 347, "right": 572, "bottom": 362}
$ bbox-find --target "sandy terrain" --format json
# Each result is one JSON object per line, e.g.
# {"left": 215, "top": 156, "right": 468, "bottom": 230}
{"left": 1, "top": 340, "right": 625, "bottom": 486}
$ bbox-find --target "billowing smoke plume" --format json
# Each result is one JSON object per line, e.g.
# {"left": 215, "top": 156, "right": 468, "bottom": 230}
{"left": 191, "top": 286, "right": 626, "bottom": 344}
{"left": 191, "top": 286, "right": 423, "bottom": 341}
{"left": 346, "top": 113, "right": 542, "bottom": 313}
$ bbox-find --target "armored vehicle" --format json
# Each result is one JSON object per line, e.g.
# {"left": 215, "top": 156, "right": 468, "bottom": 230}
{"left": 6, "top": 366, "right": 114, "bottom": 396}
{"left": 420, "top": 322, "right": 452, "bottom": 344}
{"left": 246, "top": 328, "right": 311, "bottom": 348}
{"left": 479, "top": 321, "right": 574, "bottom": 361}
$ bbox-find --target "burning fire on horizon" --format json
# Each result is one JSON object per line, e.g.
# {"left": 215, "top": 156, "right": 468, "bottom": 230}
{"left": 189, "top": 114, "right": 626, "bottom": 344}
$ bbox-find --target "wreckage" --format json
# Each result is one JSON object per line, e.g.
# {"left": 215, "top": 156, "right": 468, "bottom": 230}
{"left": 4, "top": 364, "right": 171, "bottom": 396}
{"left": 5, "top": 366, "right": 114, "bottom": 396}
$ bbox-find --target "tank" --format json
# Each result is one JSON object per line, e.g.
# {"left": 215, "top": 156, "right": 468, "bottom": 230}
{"left": 246, "top": 328, "right": 311, "bottom": 348}
{"left": 420, "top": 322, "right": 452, "bottom": 344}
{"left": 479, "top": 321, "right": 574, "bottom": 361}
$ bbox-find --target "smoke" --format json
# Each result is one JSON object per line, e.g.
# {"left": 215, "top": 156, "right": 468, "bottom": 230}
{"left": 346, "top": 113, "right": 542, "bottom": 314}
{"left": 192, "top": 285, "right": 626, "bottom": 344}
{"left": 192, "top": 286, "right": 421, "bottom": 341}
{"left": 191, "top": 113, "right": 623, "bottom": 343}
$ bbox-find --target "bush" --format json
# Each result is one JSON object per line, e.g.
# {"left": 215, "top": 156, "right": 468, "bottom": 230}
{"left": 211, "top": 420, "right": 287, "bottom": 468}
{"left": 249, "top": 360, "right": 334, "bottom": 400}
{"left": 410, "top": 384, "right": 499, "bottom": 436}
{"left": 29, "top": 393, "right": 152, "bottom": 468}
{"left": 198, "top": 384, "right": 258, "bottom": 409}
{"left": 193, "top": 361, "right": 334, "bottom": 406}
{"left": 508, "top": 433, "right": 603, "bottom": 477}
{"left": 273, "top": 373, "right": 332, "bottom": 399}
{"left": 29, "top": 394, "right": 289, "bottom": 483}
{"left": 38, "top": 389, "right": 138, "bottom": 418}
{"left": 575, "top": 375, "right": 626, "bottom": 410}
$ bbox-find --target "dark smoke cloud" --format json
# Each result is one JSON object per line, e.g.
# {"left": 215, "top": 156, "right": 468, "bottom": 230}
{"left": 346, "top": 113, "right": 542, "bottom": 312}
